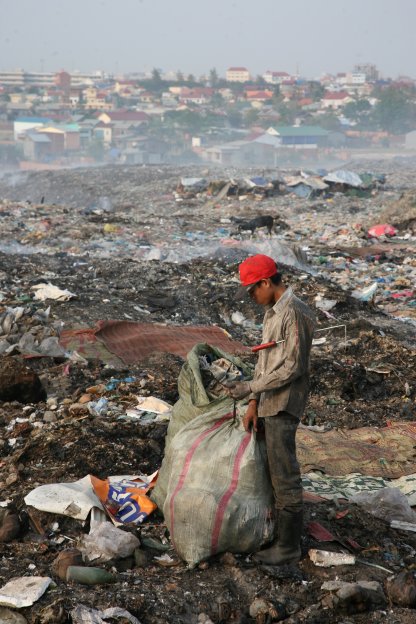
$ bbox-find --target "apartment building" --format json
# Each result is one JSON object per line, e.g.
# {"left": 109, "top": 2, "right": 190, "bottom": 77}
{"left": 226, "top": 67, "right": 250, "bottom": 83}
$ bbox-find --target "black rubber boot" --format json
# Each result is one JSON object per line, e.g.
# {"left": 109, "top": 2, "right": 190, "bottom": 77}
{"left": 254, "top": 509, "right": 302, "bottom": 565}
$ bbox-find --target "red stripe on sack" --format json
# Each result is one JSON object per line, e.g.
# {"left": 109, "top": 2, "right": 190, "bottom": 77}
{"left": 169, "top": 413, "right": 233, "bottom": 544}
{"left": 210, "top": 432, "right": 251, "bottom": 555}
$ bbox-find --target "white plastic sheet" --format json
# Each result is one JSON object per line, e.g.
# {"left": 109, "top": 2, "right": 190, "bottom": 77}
{"left": 351, "top": 487, "right": 416, "bottom": 524}
{"left": 25, "top": 473, "right": 157, "bottom": 523}
{"left": 80, "top": 523, "right": 140, "bottom": 563}
{"left": 352, "top": 282, "right": 378, "bottom": 301}
{"left": 71, "top": 604, "right": 141, "bottom": 624}
{"left": 32, "top": 282, "right": 76, "bottom": 301}
{"left": 324, "top": 170, "right": 363, "bottom": 188}
{"left": 24, "top": 475, "right": 104, "bottom": 520}
{"left": 135, "top": 396, "right": 172, "bottom": 414}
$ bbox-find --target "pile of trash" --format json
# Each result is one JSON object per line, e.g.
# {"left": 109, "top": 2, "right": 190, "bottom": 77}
{"left": 175, "top": 169, "right": 385, "bottom": 203}
{"left": 0, "top": 160, "right": 415, "bottom": 623}
{"left": 380, "top": 191, "right": 416, "bottom": 234}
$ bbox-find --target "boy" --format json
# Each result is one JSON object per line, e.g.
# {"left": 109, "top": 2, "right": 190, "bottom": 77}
{"left": 227, "top": 254, "right": 316, "bottom": 565}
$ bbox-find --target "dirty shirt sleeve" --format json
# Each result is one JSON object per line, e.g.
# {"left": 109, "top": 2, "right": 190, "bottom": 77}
{"left": 248, "top": 357, "right": 262, "bottom": 402}
{"left": 249, "top": 308, "right": 305, "bottom": 394}
{"left": 248, "top": 393, "right": 259, "bottom": 402}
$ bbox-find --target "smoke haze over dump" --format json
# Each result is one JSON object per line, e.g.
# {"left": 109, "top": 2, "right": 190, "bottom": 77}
{"left": 0, "top": 0, "right": 414, "bottom": 79}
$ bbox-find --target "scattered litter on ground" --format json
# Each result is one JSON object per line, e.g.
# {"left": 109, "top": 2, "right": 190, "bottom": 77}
{"left": 309, "top": 549, "right": 356, "bottom": 567}
{"left": 0, "top": 161, "right": 415, "bottom": 623}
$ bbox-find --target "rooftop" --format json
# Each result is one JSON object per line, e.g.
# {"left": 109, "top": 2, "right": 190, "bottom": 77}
{"left": 323, "top": 91, "right": 350, "bottom": 100}
{"left": 271, "top": 125, "right": 329, "bottom": 137}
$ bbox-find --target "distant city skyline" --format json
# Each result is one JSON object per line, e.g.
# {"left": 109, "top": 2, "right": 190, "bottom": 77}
{"left": 0, "top": 0, "right": 414, "bottom": 79}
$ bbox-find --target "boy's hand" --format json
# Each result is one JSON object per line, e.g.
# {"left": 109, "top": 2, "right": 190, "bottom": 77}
{"left": 226, "top": 381, "right": 251, "bottom": 400}
{"left": 243, "top": 401, "right": 258, "bottom": 432}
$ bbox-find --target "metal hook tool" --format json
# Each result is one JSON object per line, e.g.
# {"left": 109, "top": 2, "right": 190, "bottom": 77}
{"left": 232, "top": 399, "right": 237, "bottom": 423}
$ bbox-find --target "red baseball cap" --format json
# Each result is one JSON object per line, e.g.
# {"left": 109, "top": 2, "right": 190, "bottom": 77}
{"left": 239, "top": 254, "right": 278, "bottom": 288}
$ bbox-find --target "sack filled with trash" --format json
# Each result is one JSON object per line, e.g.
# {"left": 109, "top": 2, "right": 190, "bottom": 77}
{"left": 152, "top": 343, "right": 253, "bottom": 508}
{"left": 161, "top": 406, "right": 275, "bottom": 567}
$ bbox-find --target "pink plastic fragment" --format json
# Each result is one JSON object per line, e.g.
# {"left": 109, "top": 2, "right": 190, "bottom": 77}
{"left": 367, "top": 224, "right": 397, "bottom": 238}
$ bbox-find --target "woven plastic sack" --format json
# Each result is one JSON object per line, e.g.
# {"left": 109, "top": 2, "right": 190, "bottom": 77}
{"left": 152, "top": 343, "right": 253, "bottom": 508}
{"left": 162, "top": 406, "right": 275, "bottom": 567}
{"left": 166, "top": 342, "right": 252, "bottom": 444}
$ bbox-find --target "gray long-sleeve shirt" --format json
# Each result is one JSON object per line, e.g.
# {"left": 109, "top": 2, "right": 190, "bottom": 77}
{"left": 249, "top": 287, "right": 316, "bottom": 418}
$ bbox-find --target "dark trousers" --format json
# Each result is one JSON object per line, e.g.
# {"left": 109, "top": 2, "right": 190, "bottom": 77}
{"left": 263, "top": 411, "right": 303, "bottom": 513}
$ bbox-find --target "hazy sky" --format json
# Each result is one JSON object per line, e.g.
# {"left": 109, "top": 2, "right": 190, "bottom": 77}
{"left": 0, "top": 0, "right": 414, "bottom": 79}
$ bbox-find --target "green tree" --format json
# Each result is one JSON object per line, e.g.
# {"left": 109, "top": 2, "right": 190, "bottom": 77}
{"left": 151, "top": 68, "right": 163, "bottom": 83}
{"left": 254, "top": 75, "right": 266, "bottom": 86}
{"left": 317, "top": 111, "right": 342, "bottom": 132}
{"left": 140, "top": 69, "right": 167, "bottom": 94}
{"left": 271, "top": 85, "right": 282, "bottom": 108}
{"left": 227, "top": 109, "right": 243, "bottom": 128}
{"left": 159, "top": 109, "right": 224, "bottom": 135}
{"left": 275, "top": 102, "right": 299, "bottom": 125}
{"left": 209, "top": 67, "right": 219, "bottom": 87}
{"left": 372, "top": 87, "right": 416, "bottom": 134}
{"left": 244, "top": 108, "right": 260, "bottom": 126}
{"left": 343, "top": 99, "right": 373, "bottom": 127}
{"left": 211, "top": 92, "right": 225, "bottom": 108}
{"left": 306, "top": 81, "right": 325, "bottom": 101}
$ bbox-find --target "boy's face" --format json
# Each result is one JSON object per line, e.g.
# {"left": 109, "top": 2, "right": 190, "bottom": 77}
{"left": 248, "top": 278, "right": 275, "bottom": 306}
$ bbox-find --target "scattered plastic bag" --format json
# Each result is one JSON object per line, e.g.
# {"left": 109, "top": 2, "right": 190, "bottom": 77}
{"left": 350, "top": 487, "right": 416, "bottom": 524}
{"left": 0, "top": 307, "right": 24, "bottom": 335}
{"left": 367, "top": 224, "right": 397, "bottom": 238}
{"left": 324, "top": 170, "right": 363, "bottom": 188}
{"left": 98, "top": 196, "right": 114, "bottom": 212}
{"left": 135, "top": 396, "right": 172, "bottom": 415}
{"left": 352, "top": 282, "right": 378, "bottom": 301}
{"left": 24, "top": 475, "right": 104, "bottom": 520}
{"left": 71, "top": 604, "right": 141, "bottom": 624}
{"left": 309, "top": 549, "right": 355, "bottom": 567}
{"left": 80, "top": 522, "right": 140, "bottom": 563}
{"left": 87, "top": 397, "right": 109, "bottom": 417}
{"left": 230, "top": 311, "right": 260, "bottom": 329}
{"left": 314, "top": 296, "right": 337, "bottom": 312}
{"left": 91, "top": 475, "right": 157, "bottom": 525}
{"left": 38, "top": 336, "right": 67, "bottom": 357}
{"left": 124, "top": 395, "right": 173, "bottom": 424}
{"left": 32, "top": 282, "right": 76, "bottom": 302}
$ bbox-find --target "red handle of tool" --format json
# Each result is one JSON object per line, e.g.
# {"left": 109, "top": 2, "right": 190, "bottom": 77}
{"left": 251, "top": 341, "right": 276, "bottom": 352}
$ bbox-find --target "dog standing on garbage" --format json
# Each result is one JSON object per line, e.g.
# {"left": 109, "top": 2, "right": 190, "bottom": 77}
{"left": 231, "top": 215, "right": 274, "bottom": 237}
{"left": 226, "top": 254, "right": 316, "bottom": 566}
